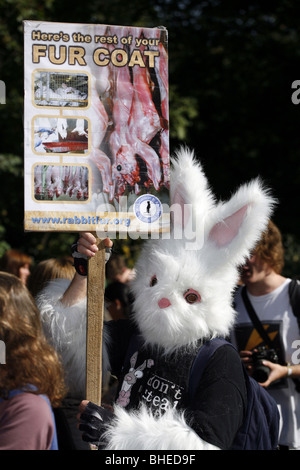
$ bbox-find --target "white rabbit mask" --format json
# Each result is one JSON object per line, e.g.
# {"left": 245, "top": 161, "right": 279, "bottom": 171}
{"left": 131, "top": 147, "right": 275, "bottom": 352}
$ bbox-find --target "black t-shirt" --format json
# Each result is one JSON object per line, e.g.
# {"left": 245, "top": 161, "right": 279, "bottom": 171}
{"left": 105, "top": 320, "right": 247, "bottom": 450}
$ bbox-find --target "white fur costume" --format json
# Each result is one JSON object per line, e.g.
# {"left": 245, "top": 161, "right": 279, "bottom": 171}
{"left": 99, "top": 147, "right": 275, "bottom": 450}
{"left": 36, "top": 279, "right": 87, "bottom": 398}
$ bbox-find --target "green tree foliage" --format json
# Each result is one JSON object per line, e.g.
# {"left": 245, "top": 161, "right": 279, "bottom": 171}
{"left": 0, "top": 0, "right": 299, "bottom": 275}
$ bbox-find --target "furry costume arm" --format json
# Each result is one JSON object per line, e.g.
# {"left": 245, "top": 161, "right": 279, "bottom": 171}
{"left": 79, "top": 402, "right": 219, "bottom": 450}
{"left": 103, "top": 405, "right": 220, "bottom": 450}
{"left": 37, "top": 278, "right": 111, "bottom": 398}
{"left": 36, "top": 278, "right": 87, "bottom": 398}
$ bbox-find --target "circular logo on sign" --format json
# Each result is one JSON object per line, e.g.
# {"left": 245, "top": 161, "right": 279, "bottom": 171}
{"left": 134, "top": 194, "right": 162, "bottom": 223}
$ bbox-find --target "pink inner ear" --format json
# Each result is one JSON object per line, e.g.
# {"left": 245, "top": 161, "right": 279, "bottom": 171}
{"left": 172, "top": 187, "right": 190, "bottom": 229}
{"left": 208, "top": 205, "right": 248, "bottom": 247}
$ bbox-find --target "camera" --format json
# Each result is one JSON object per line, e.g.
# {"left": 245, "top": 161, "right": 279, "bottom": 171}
{"left": 251, "top": 346, "right": 279, "bottom": 383}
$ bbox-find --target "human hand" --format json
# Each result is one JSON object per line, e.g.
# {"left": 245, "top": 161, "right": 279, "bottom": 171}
{"left": 72, "top": 233, "right": 113, "bottom": 275}
{"left": 77, "top": 232, "right": 113, "bottom": 258}
{"left": 77, "top": 400, "right": 114, "bottom": 448}
{"left": 258, "top": 361, "right": 288, "bottom": 388}
{"left": 239, "top": 350, "right": 254, "bottom": 374}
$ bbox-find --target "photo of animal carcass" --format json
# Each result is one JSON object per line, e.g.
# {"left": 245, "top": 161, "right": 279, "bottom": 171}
{"left": 34, "top": 71, "right": 88, "bottom": 108}
{"left": 34, "top": 164, "right": 89, "bottom": 201}
{"left": 34, "top": 117, "right": 89, "bottom": 154}
{"left": 87, "top": 26, "right": 170, "bottom": 203}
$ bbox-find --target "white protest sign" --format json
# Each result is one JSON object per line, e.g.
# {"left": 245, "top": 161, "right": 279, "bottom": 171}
{"left": 24, "top": 21, "right": 170, "bottom": 237}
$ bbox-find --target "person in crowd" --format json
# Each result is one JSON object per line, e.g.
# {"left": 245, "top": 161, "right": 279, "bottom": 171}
{"left": 102, "top": 279, "right": 135, "bottom": 404}
{"left": 27, "top": 256, "right": 75, "bottom": 298}
{"left": 35, "top": 237, "right": 113, "bottom": 449}
{"left": 105, "top": 280, "right": 134, "bottom": 321}
{"left": 32, "top": 254, "right": 88, "bottom": 449}
{"left": 106, "top": 253, "right": 135, "bottom": 284}
{"left": 0, "top": 272, "right": 66, "bottom": 450}
{"left": 0, "top": 249, "right": 32, "bottom": 286}
{"left": 231, "top": 220, "right": 300, "bottom": 450}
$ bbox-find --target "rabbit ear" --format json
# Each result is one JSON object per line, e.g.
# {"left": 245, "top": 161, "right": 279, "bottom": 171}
{"left": 170, "top": 147, "right": 215, "bottom": 231}
{"left": 136, "top": 360, "right": 147, "bottom": 371}
{"left": 206, "top": 178, "right": 275, "bottom": 269}
{"left": 130, "top": 351, "right": 138, "bottom": 368}
{"left": 208, "top": 205, "right": 248, "bottom": 247}
{"left": 171, "top": 182, "right": 191, "bottom": 230}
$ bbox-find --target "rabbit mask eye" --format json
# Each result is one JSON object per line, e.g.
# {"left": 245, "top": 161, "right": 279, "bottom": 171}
{"left": 150, "top": 275, "right": 158, "bottom": 287}
{"left": 184, "top": 289, "right": 201, "bottom": 304}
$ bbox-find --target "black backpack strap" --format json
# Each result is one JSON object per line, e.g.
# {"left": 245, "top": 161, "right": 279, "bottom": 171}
{"left": 289, "top": 279, "right": 300, "bottom": 331}
{"left": 242, "top": 284, "right": 300, "bottom": 393}
{"left": 241, "top": 286, "right": 274, "bottom": 348}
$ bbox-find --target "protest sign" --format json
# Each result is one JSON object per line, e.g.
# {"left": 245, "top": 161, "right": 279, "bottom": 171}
{"left": 24, "top": 20, "right": 170, "bottom": 237}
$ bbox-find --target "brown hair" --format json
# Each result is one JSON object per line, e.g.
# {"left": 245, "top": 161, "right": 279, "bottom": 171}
{"left": 106, "top": 254, "right": 127, "bottom": 281}
{"left": 28, "top": 256, "right": 75, "bottom": 297}
{"left": 253, "top": 220, "right": 285, "bottom": 274}
{"left": 0, "top": 249, "right": 32, "bottom": 278}
{"left": 0, "top": 272, "right": 66, "bottom": 406}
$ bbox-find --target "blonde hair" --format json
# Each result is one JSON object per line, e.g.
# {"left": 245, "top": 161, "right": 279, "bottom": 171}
{"left": 28, "top": 256, "right": 75, "bottom": 298}
{"left": 0, "top": 272, "right": 66, "bottom": 406}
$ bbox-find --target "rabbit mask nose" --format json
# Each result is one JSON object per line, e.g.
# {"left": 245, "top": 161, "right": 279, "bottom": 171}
{"left": 158, "top": 298, "right": 171, "bottom": 309}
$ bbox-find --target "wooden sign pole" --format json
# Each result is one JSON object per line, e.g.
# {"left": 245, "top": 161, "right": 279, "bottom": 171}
{"left": 86, "top": 237, "right": 106, "bottom": 405}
